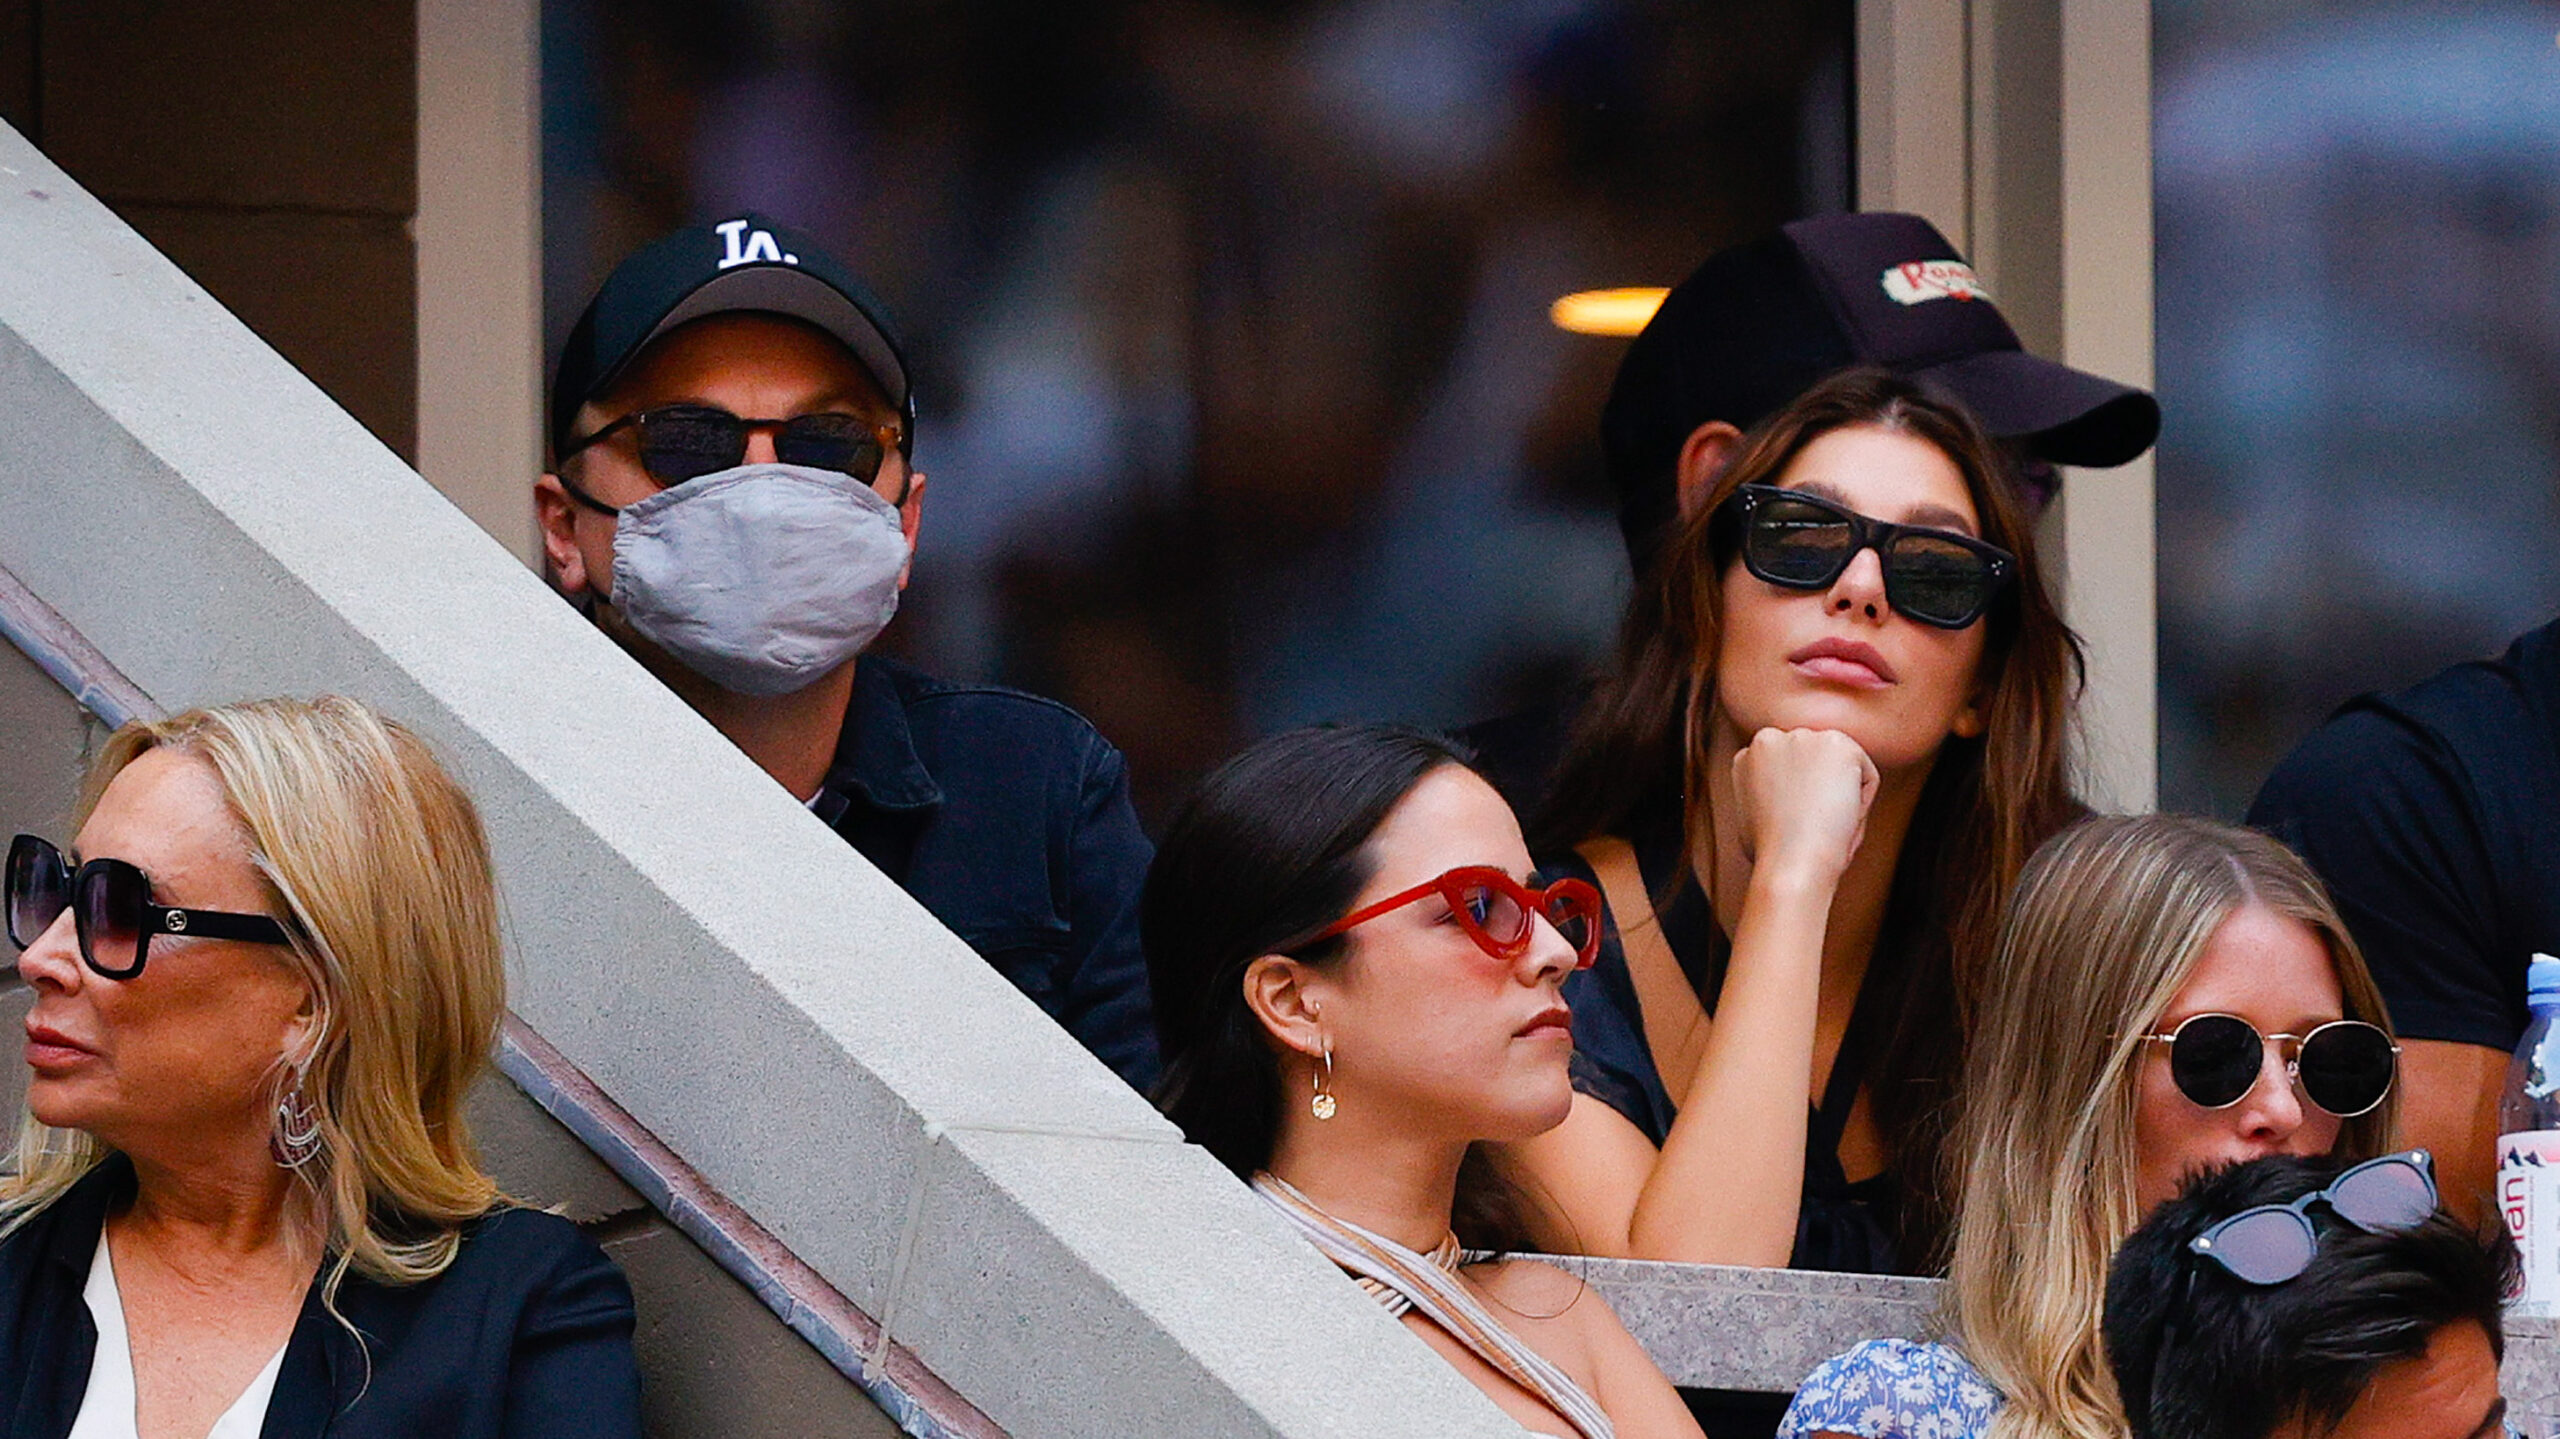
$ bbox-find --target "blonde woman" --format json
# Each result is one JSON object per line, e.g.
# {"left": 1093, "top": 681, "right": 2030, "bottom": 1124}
{"left": 1778, "top": 815, "right": 2400, "bottom": 1439}
{"left": 0, "top": 698, "right": 640, "bottom": 1438}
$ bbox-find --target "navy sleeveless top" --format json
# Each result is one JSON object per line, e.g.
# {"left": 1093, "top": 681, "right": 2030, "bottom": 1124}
{"left": 1545, "top": 821, "right": 1903, "bottom": 1277}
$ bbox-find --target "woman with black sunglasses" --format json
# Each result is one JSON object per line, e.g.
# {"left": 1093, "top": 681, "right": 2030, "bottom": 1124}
{"left": 1781, "top": 815, "right": 2402, "bottom": 1439}
{"left": 0, "top": 698, "right": 639, "bottom": 1438}
{"left": 1145, "top": 724, "right": 1703, "bottom": 1438}
{"left": 1496, "top": 368, "right": 2084, "bottom": 1307}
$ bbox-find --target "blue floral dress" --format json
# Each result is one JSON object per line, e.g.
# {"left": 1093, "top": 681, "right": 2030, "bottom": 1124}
{"left": 1776, "top": 1339, "right": 2006, "bottom": 1439}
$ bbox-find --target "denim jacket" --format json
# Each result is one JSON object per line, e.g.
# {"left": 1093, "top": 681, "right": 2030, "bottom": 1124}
{"left": 811, "top": 655, "right": 1161, "bottom": 1091}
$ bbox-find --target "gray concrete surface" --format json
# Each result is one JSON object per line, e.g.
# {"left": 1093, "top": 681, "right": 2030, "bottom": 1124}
{"left": 0, "top": 634, "right": 92, "bottom": 845}
{"left": 1569, "top": 1256, "right": 2560, "bottom": 1414}
{"left": 0, "top": 123, "right": 1524, "bottom": 1437}
{"left": 472, "top": 1078, "right": 902, "bottom": 1439}
{"left": 1559, "top": 1257, "right": 1942, "bottom": 1392}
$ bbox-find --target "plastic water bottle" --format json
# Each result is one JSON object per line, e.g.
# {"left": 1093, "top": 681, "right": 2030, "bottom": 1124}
{"left": 2498, "top": 955, "right": 2560, "bottom": 1315}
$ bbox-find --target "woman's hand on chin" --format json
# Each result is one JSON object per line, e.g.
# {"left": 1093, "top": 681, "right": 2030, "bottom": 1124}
{"left": 1732, "top": 726, "right": 1879, "bottom": 885}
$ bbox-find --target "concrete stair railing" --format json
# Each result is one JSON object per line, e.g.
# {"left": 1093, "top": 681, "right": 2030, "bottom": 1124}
{"left": 0, "top": 120, "right": 1529, "bottom": 1439}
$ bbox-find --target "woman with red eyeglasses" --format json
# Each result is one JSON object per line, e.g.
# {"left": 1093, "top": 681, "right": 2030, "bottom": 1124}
{"left": 1145, "top": 724, "right": 1703, "bottom": 1439}
{"left": 1496, "top": 368, "right": 2084, "bottom": 1306}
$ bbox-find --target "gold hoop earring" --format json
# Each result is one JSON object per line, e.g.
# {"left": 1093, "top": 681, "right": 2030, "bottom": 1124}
{"left": 1311, "top": 1044, "right": 1337, "bottom": 1120}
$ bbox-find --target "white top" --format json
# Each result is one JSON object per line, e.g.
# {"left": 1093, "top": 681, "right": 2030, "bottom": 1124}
{"left": 67, "top": 1230, "right": 290, "bottom": 1439}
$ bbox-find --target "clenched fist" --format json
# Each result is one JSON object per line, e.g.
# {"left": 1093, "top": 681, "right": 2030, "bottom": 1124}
{"left": 1730, "top": 727, "right": 1879, "bottom": 883}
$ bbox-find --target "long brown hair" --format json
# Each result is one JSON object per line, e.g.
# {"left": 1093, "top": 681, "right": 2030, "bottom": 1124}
{"left": 1535, "top": 366, "right": 2084, "bottom": 1264}
{"left": 1949, "top": 815, "right": 2396, "bottom": 1439}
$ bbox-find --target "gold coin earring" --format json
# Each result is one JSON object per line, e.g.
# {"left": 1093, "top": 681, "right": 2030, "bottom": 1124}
{"left": 1311, "top": 1044, "right": 1337, "bottom": 1120}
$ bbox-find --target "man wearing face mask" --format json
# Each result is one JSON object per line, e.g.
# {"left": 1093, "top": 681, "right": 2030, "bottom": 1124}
{"left": 536, "top": 214, "right": 1160, "bottom": 1091}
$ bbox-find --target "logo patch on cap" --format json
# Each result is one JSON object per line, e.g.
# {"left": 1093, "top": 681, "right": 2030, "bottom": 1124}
{"left": 1880, "top": 260, "right": 1987, "bottom": 306}
{"left": 715, "top": 218, "right": 799, "bottom": 270}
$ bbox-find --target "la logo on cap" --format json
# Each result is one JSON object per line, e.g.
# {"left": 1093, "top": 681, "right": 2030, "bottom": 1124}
{"left": 715, "top": 218, "right": 799, "bottom": 270}
{"left": 1880, "top": 259, "right": 1987, "bottom": 306}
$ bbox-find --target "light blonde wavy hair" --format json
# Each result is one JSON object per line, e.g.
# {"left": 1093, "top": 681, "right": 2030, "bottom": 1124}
{"left": 1945, "top": 814, "right": 2396, "bottom": 1439}
{"left": 1, "top": 696, "right": 506, "bottom": 1305}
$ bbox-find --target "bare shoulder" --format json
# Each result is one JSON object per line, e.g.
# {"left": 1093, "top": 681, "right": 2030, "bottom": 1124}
{"left": 1465, "top": 1257, "right": 1619, "bottom": 1336}
{"left": 1471, "top": 1257, "right": 1705, "bottom": 1438}
{"left": 1468, "top": 1255, "right": 1582, "bottom": 1300}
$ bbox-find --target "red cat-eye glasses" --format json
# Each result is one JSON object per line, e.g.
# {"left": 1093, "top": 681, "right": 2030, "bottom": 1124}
{"left": 1312, "top": 865, "right": 1601, "bottom": 969}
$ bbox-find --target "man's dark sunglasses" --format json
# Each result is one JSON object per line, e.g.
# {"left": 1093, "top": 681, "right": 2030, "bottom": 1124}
{"left": 1716, "top": 483, "right": 2016, "bottom": 630}
{"left": 2186, "top": 1150, "right": 2437, "bottom": 1285}
{"left": 2141, "top": 1013, "right": 2399, "bottom": 1119}
{"left": 5, "top": 834, "right": 292, "bottom": 980}
{"left": 555, "top": 405, "right": 905, "bottom": 514}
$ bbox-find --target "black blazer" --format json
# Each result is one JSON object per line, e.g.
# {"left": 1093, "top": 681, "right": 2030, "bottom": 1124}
{"left": 0, "top": 1157, "right": 642, "bottom": 1438}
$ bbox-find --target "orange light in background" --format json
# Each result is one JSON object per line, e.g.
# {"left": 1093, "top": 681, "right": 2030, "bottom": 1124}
{"left": 1548, "top": 287, "right": 1669, "bottom": 336}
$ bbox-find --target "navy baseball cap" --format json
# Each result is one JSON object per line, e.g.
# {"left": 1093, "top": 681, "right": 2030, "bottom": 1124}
{"left": 550, "top": 212, "right": 914, "bottom": 457}
{"left": 1601, "top": 211, "right": 2160, "bottom": 560}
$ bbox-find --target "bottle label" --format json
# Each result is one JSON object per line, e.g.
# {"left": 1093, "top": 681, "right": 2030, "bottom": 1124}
{"left": 2500, "top": 1129, "right": 2560, "bottom": 1314}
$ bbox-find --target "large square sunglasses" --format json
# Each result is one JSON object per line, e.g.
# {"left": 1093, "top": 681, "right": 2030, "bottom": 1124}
{"left": 2141, "top": 1012, "right": 2399, "bottom": 1119}
{"left": 1716, "top": 483, "right": 2016, "bottom": 630}
{"left": 556, "top": 405, "right": 904, "bottom": 512}
{"left": 6, "top": 834, "right": 292, "bottom": 980}
{"left": 1312, "top": 865, "right": 1602, "bottom": 969}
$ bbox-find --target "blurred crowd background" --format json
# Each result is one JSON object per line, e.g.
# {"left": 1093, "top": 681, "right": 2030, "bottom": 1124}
{"left": 2155, "top": 0, "right": 2560, "bottom": 815}
{"left": 542, "top": 0, "right": 1853, "bottom": 825}
{"left": 542, "top": 0, "right": 2560, "bottom": 829}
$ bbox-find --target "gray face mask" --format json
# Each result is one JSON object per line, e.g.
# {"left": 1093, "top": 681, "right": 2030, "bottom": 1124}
{"left": 608, "top": 462, "right": 909, "bottom": 696}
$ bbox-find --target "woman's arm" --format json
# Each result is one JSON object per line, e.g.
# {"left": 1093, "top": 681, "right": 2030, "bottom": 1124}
{"left": 1504, "top": 728, "right": 1875, "bottom": 1263}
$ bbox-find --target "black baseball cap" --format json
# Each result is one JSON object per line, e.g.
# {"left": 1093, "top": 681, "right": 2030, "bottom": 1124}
{"left": 550, "top": 211, "right": 914, "bottom": 457}
{"left": 1600, "top": 211, "right": 2160, "bottom": 560}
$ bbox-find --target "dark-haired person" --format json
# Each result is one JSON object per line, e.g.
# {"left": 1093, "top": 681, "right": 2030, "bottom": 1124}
{"left": 1494, "top": 367, "right": 2085, "bottom": 1294}
{"left": 535, "top": 213, "right": 1158, "bottom": 1089}
{"left": 1146, "top": 724, "right": 1702, "bottom": 1439}
{"left": 2104, "top": 1154, "right": 2513, "bottom": 1439}
{"left": 2249, "top": 617, "right": 2560, "bottom": 1220}
{"left": 1464, "top": 211, "right": 2157, "bottom": 813}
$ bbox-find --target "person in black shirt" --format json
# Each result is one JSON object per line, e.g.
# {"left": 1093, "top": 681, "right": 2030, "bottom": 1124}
{"left": 535, "top": 215, "right": 1158, "bottom": 1089}
{"left": 2247, "top": 617, "right": 2560, "bottom": 1220}
{"left": 1494, "top": 370, "right": 2087, "bottom": 1273}
{"left": 1499, "top": 372, "right": 2089, "bottom": 1439}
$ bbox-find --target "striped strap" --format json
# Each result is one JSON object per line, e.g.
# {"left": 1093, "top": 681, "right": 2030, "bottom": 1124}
{"left": 1253, "top": 1173, "right": 1615, "bottom": 1439}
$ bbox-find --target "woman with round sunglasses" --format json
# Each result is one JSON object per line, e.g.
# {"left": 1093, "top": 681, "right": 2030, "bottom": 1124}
{"left": 1500, "top": 368, "right": 2084, "bottom": 1294}
{"left": 1780, "top": 814, "right": 2401, "bottom": 1439}
{"left": 1146, "top": 724, "right": 1703, "bottom": 1438}
{"left": 0, "top": 697, "right": 640, "bottom": 1438}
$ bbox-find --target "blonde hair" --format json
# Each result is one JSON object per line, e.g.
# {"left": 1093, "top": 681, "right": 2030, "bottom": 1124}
{"left": 1945, "top": 814, "right": 2396, "bottom": 1439}
{"left": 1, "top": 696, "right": 506, "bottom": 1300}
